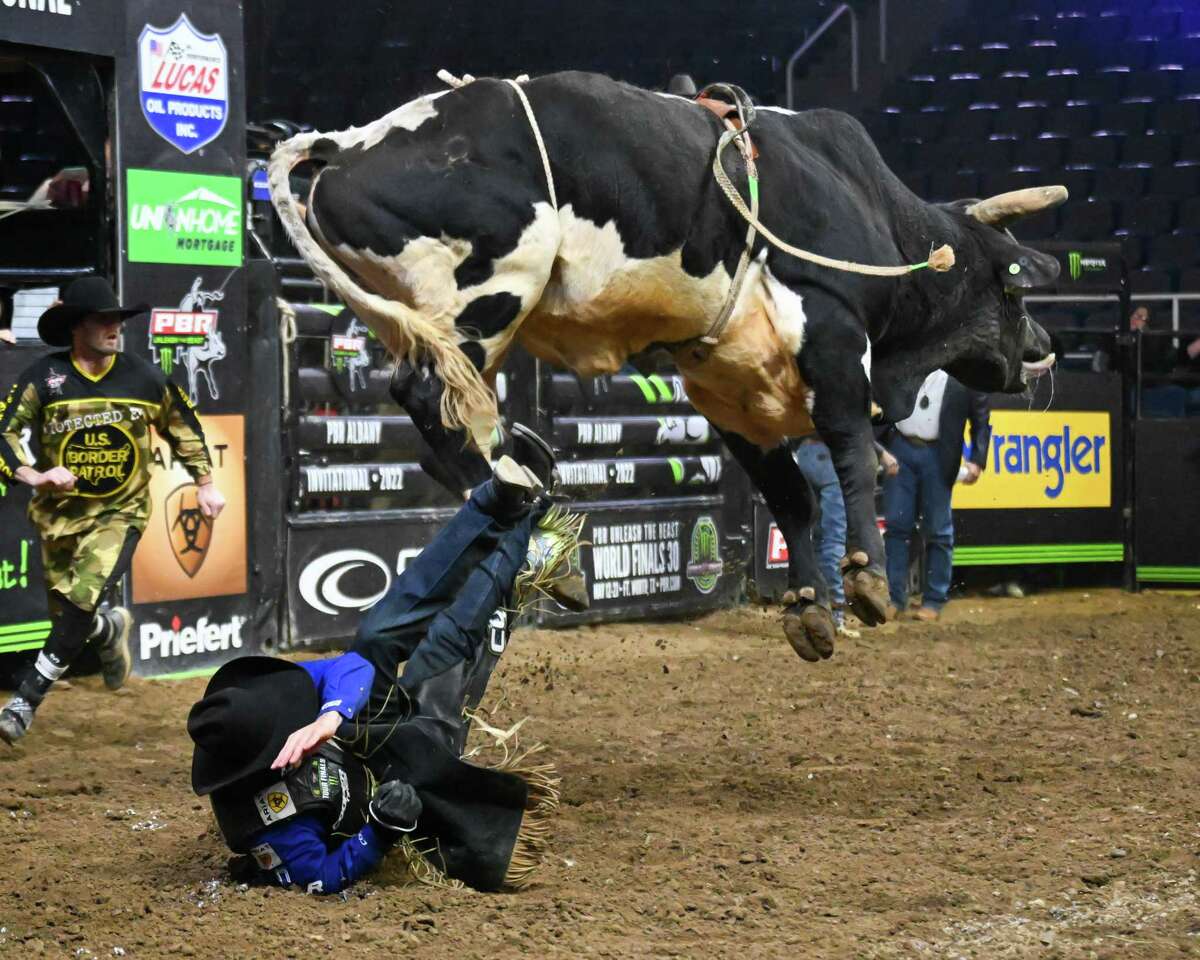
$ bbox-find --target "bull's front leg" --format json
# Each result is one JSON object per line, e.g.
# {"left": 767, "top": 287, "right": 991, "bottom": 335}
{"left": 815, "top": 422, "right": 889, "bottom": 626}
{"left": 798, "top": 309, "right": 890, "bottom": 627}
{"left": 715, "top": 427, "right": 836, "bottom": 662}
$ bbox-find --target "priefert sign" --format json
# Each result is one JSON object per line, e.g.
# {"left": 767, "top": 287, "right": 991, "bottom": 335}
{"left": 140, "top": 613, "right": 245, "bottom": 661}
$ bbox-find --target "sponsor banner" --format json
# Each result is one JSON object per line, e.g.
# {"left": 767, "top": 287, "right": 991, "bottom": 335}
{"left": 553, "top": 415, "right": 713, "bottom": 448}
{"left": 137, "top": 610, "right": 246, "bottom": 665}
{"left": 138, "top": 14, "right": 229, "bottom": 154}
{"left": 126, "top": 168, "right": 242, "bottom": 266}
{"left": 1033, "top": 241, "right": 1124, "bottom": 293}
{"left": 570, "top": 502, "right": 733, "bottom": 616}
{"left": 2, "top": 0, "right": 121, "bottom": 57}
{"left": 953, "top": 410, "right": 1112, "bottom": 510}
{"left": 288, "top": 514, "right": 453, "bottom": 645}
{"left": 547, "top": 373, "right": 694, "bottom": 415}
{"left": 764, "top": 522, "right": 789, "bottom": 570}
{"left": 132, "top": 414, "right": 247, "bottom": 602}
{"left": 147, "top": 275, "right": 228, "bottom": 405}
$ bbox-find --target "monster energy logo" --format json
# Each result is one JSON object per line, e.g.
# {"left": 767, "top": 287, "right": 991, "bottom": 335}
{"left": 685, "top": 515, "right": 723, "bottom": 594}
{"left": 1067, "top": 251, "right": 1107, "bottom": 282}
{"left": 158, "top": 347, "right": 174, "bottom": 375}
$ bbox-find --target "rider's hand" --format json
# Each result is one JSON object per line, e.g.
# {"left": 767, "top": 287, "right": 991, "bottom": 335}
{"left": 879, "top": 450, "right": 900, "bottom": 478}
{"left": 270, "top": 711, "right": 342, "bottom": 770}
{"left": 369, "top": 780, "right": 422, "bottom": 836}
{"left": 961, "top": 462, "right": 982, "bottom": 485}
{"left": 196, "top": 481, "right": 226, "bottom": 520}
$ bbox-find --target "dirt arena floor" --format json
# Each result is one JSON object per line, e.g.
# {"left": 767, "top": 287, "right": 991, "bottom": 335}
{"left": 1, "top": 587, "right": 1198, "bottom": 959}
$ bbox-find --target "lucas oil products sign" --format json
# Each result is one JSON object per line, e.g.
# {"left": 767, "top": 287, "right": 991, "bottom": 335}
{"left": 126, "top": 169, "right": 242, "bottom": 266}
{"left": 138, "top": 14, "right": 228, "bottom": 154}
{"left": 953, "top": 411, "right": 1112, "bottom": 510}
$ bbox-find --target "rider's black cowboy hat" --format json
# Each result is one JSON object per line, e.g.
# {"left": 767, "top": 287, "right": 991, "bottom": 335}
{"left": 187, "top": 656, "right": 318, "bottom": 796}
{"left": 37, "top": 276, "right": 148, "bottom": 348}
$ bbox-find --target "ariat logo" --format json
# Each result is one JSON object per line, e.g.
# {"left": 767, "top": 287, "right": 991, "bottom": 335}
{"left": 1067, "top": 251, "right": 1107, "bottom": 282}
{"left": 166, "top": 481, "right": 213, "bottom": 577}
{"left": 267, "top": 791, "right": 289, "bottom": 814}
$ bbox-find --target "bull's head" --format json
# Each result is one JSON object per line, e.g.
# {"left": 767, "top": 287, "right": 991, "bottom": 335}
{"left": 938, "top": 186, "right": 1064, "bottom": 393}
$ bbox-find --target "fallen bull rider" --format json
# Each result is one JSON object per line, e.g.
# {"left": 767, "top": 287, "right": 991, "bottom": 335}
{"left": 187, "top": 427, "right": 583, "bottom": 894}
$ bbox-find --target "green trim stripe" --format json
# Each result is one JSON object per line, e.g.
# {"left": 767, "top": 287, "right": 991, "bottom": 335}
{"left": 954, "top": 542, "right": 1123, "bottom": 566}
{"left": 146, "top": 666, "right": 221, "bottom": 682}
{"left": 1136, "top": 566, "right": 1200, "bottom": 583}
{"left": 0, "top": 638, "right": 48, "bottom": 654}
{"left": 628, "top": 373, "right": 656, "bottom": 403}
{"left": 0, "top": 621, "right": 51, "bottom": 653}
{"left": 647, "top": 374, "right": 673, "bottom": 402}
{"left": 0, "top": 620, "right": 51, "bottom": 637}
{"left": 667, "top": 457, "right": 684, "bottom": 484}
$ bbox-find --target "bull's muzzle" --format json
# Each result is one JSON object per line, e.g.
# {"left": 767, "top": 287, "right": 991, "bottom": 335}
{"left": 1020, "top": 316, "right": 1055, "bottom": 379}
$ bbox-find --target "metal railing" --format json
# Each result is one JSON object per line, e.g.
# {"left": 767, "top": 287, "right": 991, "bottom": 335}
{"left": 1026, "top": 292, "right": 1200, "bottom": 332}
{"left": 786, "top": 3, "right": 859, "bottom": 107}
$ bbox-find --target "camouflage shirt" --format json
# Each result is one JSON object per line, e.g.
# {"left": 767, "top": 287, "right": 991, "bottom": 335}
{"left": 0, "top": 351, "right": 213, "bottom": 538}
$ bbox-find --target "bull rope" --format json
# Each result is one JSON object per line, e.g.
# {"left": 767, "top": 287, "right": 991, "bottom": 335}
{"left": 710, "top": 117, "right": 956, "bottom": 277}
{"left": 437, "top": 71, "right": 558, "bottom": 212}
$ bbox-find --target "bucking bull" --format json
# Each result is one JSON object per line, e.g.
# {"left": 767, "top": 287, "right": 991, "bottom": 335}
{"left": 269, "top": 70, "right": 1060, "bottom": 662}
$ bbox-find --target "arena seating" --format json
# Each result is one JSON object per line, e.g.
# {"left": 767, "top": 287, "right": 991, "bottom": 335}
{"left": 861, "top": 0, "right": 1200, "bottom": 326}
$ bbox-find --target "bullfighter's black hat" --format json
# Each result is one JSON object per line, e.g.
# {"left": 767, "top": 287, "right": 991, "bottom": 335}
{"left": 187, "top": 656, "right": 318, "bottom": 796}
{"left": 37, "top": 276, "right": 148, "bottom": 348}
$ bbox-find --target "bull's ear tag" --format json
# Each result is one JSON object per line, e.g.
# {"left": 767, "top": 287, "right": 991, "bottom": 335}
{"left": 1008, "top": 263, "right": 1021, "bottom": 275}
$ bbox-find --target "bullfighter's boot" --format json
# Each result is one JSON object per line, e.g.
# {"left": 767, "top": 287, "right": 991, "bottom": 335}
{"left": 94, "top": 606, "right": 134, "bottom": 691}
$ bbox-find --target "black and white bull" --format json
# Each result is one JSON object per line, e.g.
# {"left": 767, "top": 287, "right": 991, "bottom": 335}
{"left": 269, "top": 70, "right": 1060, "bottom": 661}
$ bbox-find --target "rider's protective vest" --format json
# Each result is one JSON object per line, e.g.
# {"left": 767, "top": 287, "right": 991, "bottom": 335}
{"left": 210, "top": 741, "right": 373, "bottom": 854}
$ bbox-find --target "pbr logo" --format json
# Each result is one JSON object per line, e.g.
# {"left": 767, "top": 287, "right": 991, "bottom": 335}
{"left": 138, "top": 15, "right": 228, "bottom": 154}
{"left": 685, "top": 515, "right": 724, "bottom": 594}
{"left": 765, "top": 523, "right": 789, "bottom": 570}
{"left": 149, "top": 277, "right": 226, "bottom": 404}
{"left": 166, "top": 481, "right": 213, "bottom": 577}
{"left": 330, "top": 316, "right": 371, "bottom": 392}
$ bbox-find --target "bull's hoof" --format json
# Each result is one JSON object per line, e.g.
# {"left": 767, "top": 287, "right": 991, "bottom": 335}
{"left": 842, "top": 561, "right": 889, "bottom": 627}
{"left": 782, "top": 602, "right": 836, "bottom": 663}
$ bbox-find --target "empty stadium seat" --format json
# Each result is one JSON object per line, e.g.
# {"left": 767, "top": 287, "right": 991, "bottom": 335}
{"left": 1069, "top": 136, "right": 1122, "bottom": 167}
{"left": 992, "top": 106, "right": 1045, "bottom": 138}
{"left": 1060, "top": 200, "right": 1116, "bottom": 239}
{"left": 1121, "top": 134, "right": 1176, "bottom": 167}
{"left": 1147, "top": 165, "right": 1200, "bottom": 196}
{"left": 1012, "top": 137, "right": 1067, "bottom": 168}
{"left": 1178, "top": 268, "right": 1200, "bottom": 292}
{"left": 1179, "top": 196, "right": 1200, "bottom": 231}
{"left": 1148, "top": 233, "right": 1200, "bottom": 269}
{"left": 1120, "top": 197, "right": 1176, "bottom": 235}
{"left": 1153, "top": 101, "right": 1200, "bottom": 134}
{"left": 1129, "top": 268, "right": 1173, "bottom": 292}
{"left": 1093, "top": 101, "right": 1150, "bottom": 135}
{"left": 1123, "top": 71, "right": 1179, "bottom": 101}
{"left": 1093, "top": 167, "right": 1147, "bottom": 198}
{"left": 1042, "top": 103, "right": 1095, "bottom": 136}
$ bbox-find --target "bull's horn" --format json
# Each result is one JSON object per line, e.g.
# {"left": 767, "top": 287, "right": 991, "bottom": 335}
{"left": 965, "top": 185, "right": 1069, "bottom": 225}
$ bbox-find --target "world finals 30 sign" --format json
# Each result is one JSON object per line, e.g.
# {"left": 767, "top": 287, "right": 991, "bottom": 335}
{"left": 138, "top": 14, "right": 228, "bottom": 154}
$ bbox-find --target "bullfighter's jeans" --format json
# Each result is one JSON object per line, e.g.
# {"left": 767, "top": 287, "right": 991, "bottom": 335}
{"left": 350, "top": 479, "right": 535, "bottom": 746}
{"left": 792, "top": 440, "right": 847, "bottom": 610}
{"left": 882, "top": 434, "right": 954, "bottom": 611}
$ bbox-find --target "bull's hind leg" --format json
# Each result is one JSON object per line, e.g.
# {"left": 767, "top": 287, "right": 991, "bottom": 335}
{"left": 716, "top": 428, "right": 836, "bottom": 662}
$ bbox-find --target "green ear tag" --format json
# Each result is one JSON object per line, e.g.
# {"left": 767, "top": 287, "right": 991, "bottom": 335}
{"left": 1008, "top": 263, "right": 1021, "bottom": 275}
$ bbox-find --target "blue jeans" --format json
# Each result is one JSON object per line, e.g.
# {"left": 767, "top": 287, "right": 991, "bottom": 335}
{"left": 792, "top": 441, "right": 847, "bottom": 608}
{"left": 881, "top": 435, "right": 954, "bottom": 610}
{"left": 352, "top": 480, "right": 534, "bottom": 736}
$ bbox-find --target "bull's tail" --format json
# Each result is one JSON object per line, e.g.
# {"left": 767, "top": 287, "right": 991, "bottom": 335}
{"left": 266, "top": 133, "right": 499, "bottom": 452}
